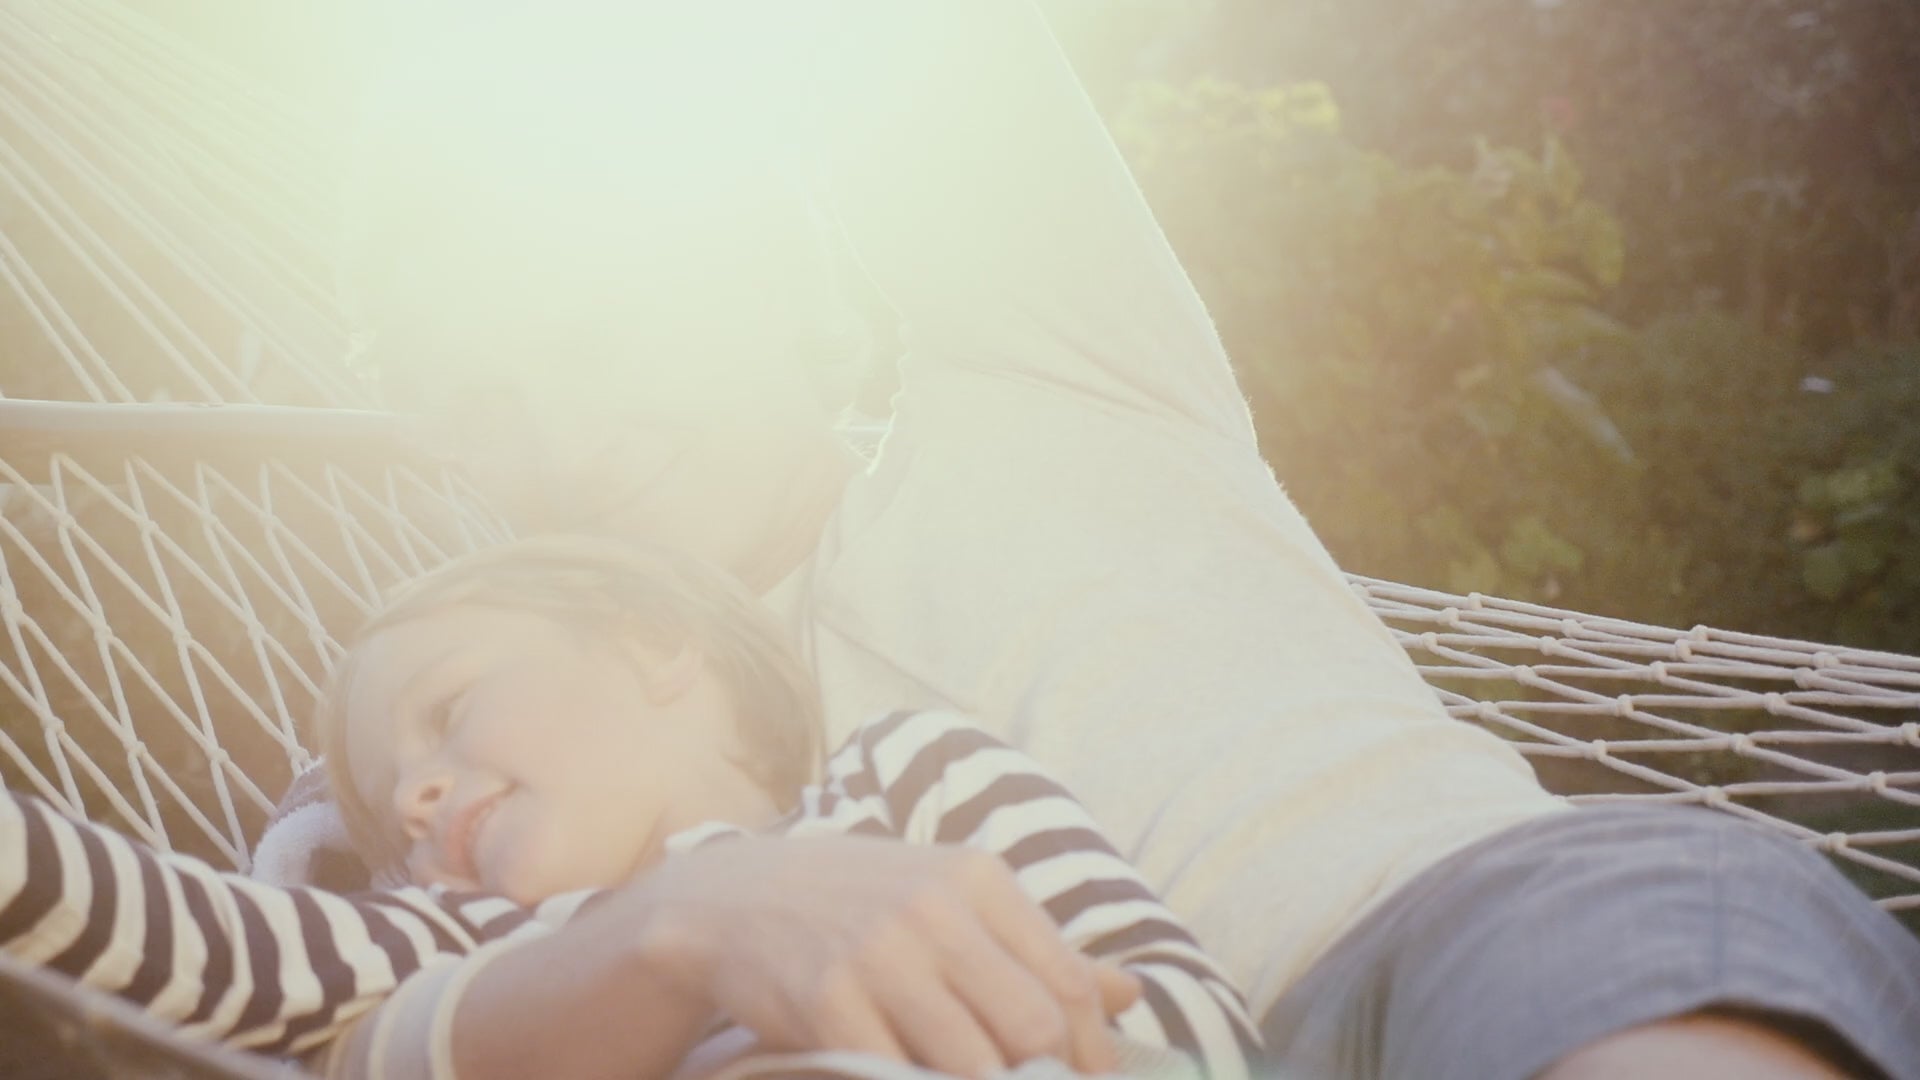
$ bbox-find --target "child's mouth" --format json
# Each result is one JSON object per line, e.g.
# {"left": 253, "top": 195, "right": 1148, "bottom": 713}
{"left": 444, "top": 793, "right": 502, "bottom": 884}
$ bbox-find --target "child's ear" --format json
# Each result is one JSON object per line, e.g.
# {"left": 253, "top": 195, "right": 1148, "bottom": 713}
{"left": 632, "top": 642, "right": 704, "bottom": 706}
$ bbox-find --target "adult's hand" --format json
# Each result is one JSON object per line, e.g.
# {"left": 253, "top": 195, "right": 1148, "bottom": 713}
{"left": 619, "top": 834, "right": 1135, "bottom": 1079}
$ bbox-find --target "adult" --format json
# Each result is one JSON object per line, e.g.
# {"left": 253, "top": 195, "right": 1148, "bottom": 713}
{"left": 329, "top": 2, "right": 1919, "bottom": 1078}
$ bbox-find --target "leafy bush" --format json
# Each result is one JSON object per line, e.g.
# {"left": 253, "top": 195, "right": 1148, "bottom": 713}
{"left": 1115, "top": 77, "right": 1920, "bottom": 656}
{"left": 1786, "top": 343, "right": 1920, "bottom": 646}
{"left": 1115, "top": 79, "right": 1653, "bottom": 609}
{"left": 1186, "top": 0, "right": 1920, "bottom": 352}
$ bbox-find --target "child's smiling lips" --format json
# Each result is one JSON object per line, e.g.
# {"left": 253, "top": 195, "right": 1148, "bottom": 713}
{"left": 441, "top": 791, "right": 503, "bottom": 885}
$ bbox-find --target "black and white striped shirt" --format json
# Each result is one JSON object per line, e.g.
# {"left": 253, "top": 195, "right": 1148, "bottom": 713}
{"left": 1, "top": 711, "right": 1260, "bottom": 1077}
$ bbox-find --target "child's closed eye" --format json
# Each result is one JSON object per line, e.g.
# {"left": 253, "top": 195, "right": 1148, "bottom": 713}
{"left": 425, "top": 688, "right": 468, "bottom": 741}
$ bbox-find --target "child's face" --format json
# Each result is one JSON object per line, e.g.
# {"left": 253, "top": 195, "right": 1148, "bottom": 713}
{"left": 342, "top": 604, "right": 775, "bottom": 903}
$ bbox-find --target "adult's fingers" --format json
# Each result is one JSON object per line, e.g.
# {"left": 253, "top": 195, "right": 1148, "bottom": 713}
{"left": 872, "top": 954, "right": 1009, "bottom": 1080}
{"left": 775, "top": 969, "right": 909, "bottom": 1066}
{"left": 939, "top": 916, "right": 1073, "bottom": 1068}
{"left": 959, "top": 856, "right": 1114, "bottom": 1074}
{"left": 1059, "top": 958, "right": 1120, "bottom": 1078}
{"left": 1095, "top": 963, "right": 1142, "bottom": 1017}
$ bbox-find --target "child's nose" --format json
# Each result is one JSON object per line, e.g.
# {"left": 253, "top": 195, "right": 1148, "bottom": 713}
{"left": 394, "top": 767, "right": 453, "bottom": 841}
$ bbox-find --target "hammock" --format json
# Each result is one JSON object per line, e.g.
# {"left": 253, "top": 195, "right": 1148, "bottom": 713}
{"left": 0, "top": 0, "right": 1915, "bottom": 1072}
{"left": 11, "top": 399, "right": 1916, "bottom": 901}
{"left": 0, "top": 0, "right": 361, "bottom": 409}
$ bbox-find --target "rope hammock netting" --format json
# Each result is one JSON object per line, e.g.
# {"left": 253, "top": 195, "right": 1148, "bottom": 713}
{"left": 0, "top": 0, "right": 360, "bottom": 407}
{"left": 0, "top": 0, "right": 1915, "bottom": 1072}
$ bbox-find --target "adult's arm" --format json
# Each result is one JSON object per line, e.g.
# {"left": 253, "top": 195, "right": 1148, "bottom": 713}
{"left": 408, "top": 834, "right": 1121, "bottom": 1080}
{"left": 813, "top": 0, "right": 1255, "bottom": 443}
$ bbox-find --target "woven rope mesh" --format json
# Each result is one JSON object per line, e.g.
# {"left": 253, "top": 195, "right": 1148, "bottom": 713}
{"left": 1361, "top": 579, "right": 1920, "bottom": 915}
{"left": 0, "top": 0, "right": 364, "bottom": 407}
{"left": 0, "top": 428, "right": 507, "bottom": 870}
{"left": 2, "top": 430, "right": 1914, "bottom": 920}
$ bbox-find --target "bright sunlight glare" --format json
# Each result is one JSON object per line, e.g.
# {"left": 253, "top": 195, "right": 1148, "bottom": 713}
{"left": 338, "top": 4, "right": 853, "bottom": 418}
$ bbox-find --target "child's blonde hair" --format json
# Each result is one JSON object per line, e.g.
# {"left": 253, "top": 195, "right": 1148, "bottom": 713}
{"left": 315, "top": 535, "right": 824, "bottom": 871}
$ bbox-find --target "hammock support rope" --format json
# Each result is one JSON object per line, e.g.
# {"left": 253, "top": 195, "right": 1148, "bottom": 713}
{"left": 0, "top": 0, "right": 360, "bottom": 408}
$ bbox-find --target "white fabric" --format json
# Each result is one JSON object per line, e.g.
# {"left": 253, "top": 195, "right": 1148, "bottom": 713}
{"left": 249, "top": 800, "right": 351, "bottom": 888}
{"left": 761, "top": 0, "right": 1569, "bottom": 1016}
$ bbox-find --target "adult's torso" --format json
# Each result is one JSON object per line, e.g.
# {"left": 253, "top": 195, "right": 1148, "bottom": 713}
{"left": 789, "top": 355, "right": 1564, "bottom": 1015}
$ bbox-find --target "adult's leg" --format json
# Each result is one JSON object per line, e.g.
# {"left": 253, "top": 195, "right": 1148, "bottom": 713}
{"left": 1542, "top": 1011, "right": 1858, "bottom": 1080}
{"left": 1261, "top": 806, "right": 1920, "bottom": 1080}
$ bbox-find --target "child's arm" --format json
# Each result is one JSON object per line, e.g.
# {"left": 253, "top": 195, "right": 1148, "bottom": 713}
{"left": 0, "top": 787, "right": 538, "bottom": 1058}
{"left": 822, "top": 711, "right": 1264, "bottom": 1079}
{"left": 815, "top": 0, "right": 1255, "bottom": 443}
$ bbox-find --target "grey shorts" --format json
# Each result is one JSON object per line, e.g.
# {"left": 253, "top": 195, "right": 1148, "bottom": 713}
{"left": 1259, "top": 805, "right": 1920, "bottom": 1080}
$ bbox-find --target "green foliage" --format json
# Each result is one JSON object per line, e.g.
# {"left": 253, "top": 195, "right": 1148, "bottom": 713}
{"left": 1188, "top": 0, "right": 1920, "bottom": 350}
{"left": 1081, "top": 0, "right": 1920, "bottom": 654}
{"left": 1116, "top": 76, "right": 1920, "bottom": 656}
{"left": 1116, "top": 79, "right": 1652, "bottom": 609}
{"left": 1117, "top": 78, "right": 1627, "bottom": 446}
{"left": 1784, "top": 344, "right": 1920, "bottom": 645}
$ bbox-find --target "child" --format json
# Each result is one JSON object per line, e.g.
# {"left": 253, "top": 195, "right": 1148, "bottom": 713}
{"left": 3, "top": 536, "right": 1260, "bottom": 1080}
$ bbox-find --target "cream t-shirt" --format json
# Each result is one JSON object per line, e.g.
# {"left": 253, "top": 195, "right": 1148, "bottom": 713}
{"left": 769, "top": 0, "right": 1568, "bottom": 1016}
